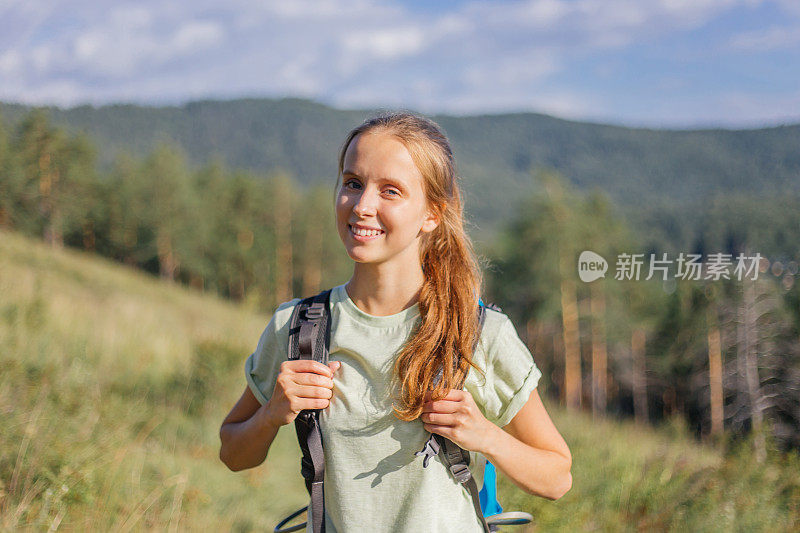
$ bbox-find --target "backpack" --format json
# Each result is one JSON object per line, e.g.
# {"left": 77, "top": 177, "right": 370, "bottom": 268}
{"left": 275, "top": 288, "right": 532, "bottom": 533}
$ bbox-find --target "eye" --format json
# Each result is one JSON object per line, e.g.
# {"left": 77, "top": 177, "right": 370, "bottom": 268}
{"left": 343, "top": 179, "right": 399, "bottom": 196}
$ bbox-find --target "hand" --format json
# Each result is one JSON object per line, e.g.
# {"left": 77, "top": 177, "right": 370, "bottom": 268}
{"left": 420, "top": 389, "right": 499, "bottom": 454}
{"left": 264, "top": 360, "right": 340, "bottom": 427}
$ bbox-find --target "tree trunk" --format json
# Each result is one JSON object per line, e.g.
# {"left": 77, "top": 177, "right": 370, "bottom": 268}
{"left": 707, "top": 306, "right": 724, "bottom": 438}
{"left": 189, "top": 274, "right": 204, "bottom": 292}
{"left": 273, "top": 182, "right": 293, "bottom": 305}
{"left": 44, "top": 206, "right": 63, "bottom": 248}
{"left": 301, "top": 212, "right": 322, "bottom": 296}
{"left": 543, "top": 175, "right": 580, "bottom": 410}
{"left": 590, "top": 282, "right": 608, "bottom": 418}
{"left": 560, "top": 276, "right": 581, "bottom": 411}
{"left": 82, "top": 220, "right": 96, "bottom": 252}
{"left": 632, "top": 329, "right": 647, "bottom": 424}
{"left": 739, "top": 277, "right": 766, "bottom": 462}
{"left": 39, "top": 153, "right": 63, "bottom": 248}
{"left": 553, "top": 330, "right": 565, "bottom": 406}
{"left": 157, "top": 231, "right": 178, "bottom": 281}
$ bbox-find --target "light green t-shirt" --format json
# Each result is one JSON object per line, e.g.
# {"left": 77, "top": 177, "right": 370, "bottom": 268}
{"left": 245, "top": 283, "right": 542, "bottom": 533}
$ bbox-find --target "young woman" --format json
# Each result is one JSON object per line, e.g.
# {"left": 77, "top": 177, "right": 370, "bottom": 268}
{"left": 219, "top": 112, "right": 572, "bottom": 532}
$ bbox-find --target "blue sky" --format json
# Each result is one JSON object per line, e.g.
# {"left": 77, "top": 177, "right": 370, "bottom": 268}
{"left": 1, "top": 0, "right": 798, "bottom": 127}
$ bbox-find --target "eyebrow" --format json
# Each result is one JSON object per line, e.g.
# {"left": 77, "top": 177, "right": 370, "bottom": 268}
{"left": 342, "top": 170, "right": 408, "bottom": 191}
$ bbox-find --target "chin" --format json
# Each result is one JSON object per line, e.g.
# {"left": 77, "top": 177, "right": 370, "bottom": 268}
{"left": 345, "top": 249, "right": 381, "bottom": 264}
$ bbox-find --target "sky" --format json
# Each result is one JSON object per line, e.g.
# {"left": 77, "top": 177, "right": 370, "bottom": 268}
{"left": 1, "top": 0, "right": 798, "bottom": 128}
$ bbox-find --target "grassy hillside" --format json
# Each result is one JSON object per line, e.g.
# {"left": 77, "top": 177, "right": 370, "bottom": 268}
{"left": 0, "top": 229, "right": 308, "bottom": 530}
{"left": 1, "top": 229, "right": 798, "bottom": 531}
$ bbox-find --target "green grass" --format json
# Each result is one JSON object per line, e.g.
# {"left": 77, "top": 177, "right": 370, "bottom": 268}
{"left": 499, "top": 412, "right": 800, "bottom": 532}
{"left": 1, "top": 229, "right": 798, "bottom": 531}
{"left": 0, "top": 229, "right": 307, "bottom": 530}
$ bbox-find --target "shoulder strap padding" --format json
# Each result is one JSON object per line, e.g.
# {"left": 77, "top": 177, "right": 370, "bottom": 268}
{"left": 289, "top": 289, "right": 333, "bottom": 364}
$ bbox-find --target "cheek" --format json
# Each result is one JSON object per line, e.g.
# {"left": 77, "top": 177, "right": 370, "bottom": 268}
{"left": 399, "top": 203, "right": 427, "bottom": 226}
{"left": 385, "top": 208, "right": 423, "bottom": 237}
{"left": 335, "top": 195, "right": 350, "bottom": 220}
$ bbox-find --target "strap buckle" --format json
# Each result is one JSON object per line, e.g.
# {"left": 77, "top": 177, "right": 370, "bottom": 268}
{"left": 449, "top": 463, "right": 472, "bottom": 484}
{"left": 415, "top": 434, "right": 441, "bottom": 468}
{"left": 304, "top": 303, "right": 324, "bottom": 320}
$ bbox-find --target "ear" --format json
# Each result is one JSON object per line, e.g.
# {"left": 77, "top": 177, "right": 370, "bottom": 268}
{"left": 421, "top": 205, "right": 441, "bottom": 234}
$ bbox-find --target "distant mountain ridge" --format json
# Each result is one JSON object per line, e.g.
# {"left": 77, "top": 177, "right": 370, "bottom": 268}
{"left": 2, "top": 98, "right": 799, "bottom": 233}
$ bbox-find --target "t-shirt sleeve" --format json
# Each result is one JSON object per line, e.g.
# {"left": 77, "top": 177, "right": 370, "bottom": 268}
{"left": 244, "top": 299, "right": 300, "bottom": 405}
{"left": 474, "top": 314, "right": 542, "bottom": 428}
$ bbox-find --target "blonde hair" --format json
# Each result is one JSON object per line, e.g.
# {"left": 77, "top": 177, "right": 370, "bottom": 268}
{"left": 336, "top": 111, "right": 484, "bottom": 421}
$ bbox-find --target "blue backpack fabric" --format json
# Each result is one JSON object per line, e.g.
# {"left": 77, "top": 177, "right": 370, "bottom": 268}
{"left": 480, "top": 461, "right": 504, "bottom": 517}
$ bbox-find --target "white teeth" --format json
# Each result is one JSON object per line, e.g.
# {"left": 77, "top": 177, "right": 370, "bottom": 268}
{"left": 351, "top": 225, "right": 383, "bottom": 237}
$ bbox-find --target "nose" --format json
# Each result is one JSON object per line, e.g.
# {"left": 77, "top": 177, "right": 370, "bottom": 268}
{"left": 352, "top": 187, "right": 378, "bottom": 217}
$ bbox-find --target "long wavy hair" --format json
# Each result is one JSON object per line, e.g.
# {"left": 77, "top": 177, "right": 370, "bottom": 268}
{"left": 335, "top": 111, "right": 484, "bottom": 421}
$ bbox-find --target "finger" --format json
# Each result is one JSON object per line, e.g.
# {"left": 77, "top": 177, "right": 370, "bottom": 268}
{"left": 292, "top": 397, "right": 331, "bottom": 411}
{"left": 423, "top": 390, "right": 461, "bottom": 407}
{"left": 288, "top": 384, "right": 334, "bottom": 399}
{"left": 293, "top": 373, "right": 335, "bottom": 389}
{"left": 329, "top": 361, "right": 342, "bottom": 372}
{"left": 283, "top": 359, "right": 334, "bottom": 378}
{"left": 442, "top": 389, "right": 464, "bottom": 401}
{"left": 423, "top": 388, "right": 460, "bottom": 404}
{"left": 423, "top": 423, "right": 453, "bottom": 439}
{"left": 421, "top": 412, "right": 457, "bottom": 426}
{"left": 425, "top": 400, "right": 461, "bottom": 414}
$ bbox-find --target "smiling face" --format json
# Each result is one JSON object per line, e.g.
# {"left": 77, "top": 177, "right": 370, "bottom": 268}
{"left": 336, "top": 130, "right": 440, "bottom": 268}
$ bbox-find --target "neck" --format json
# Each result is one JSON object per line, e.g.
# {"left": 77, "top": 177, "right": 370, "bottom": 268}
{"left": 345, "top": 260, "right": 426, "bottom": 317}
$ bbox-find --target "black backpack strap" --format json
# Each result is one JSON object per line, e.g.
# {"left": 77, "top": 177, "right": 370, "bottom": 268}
{"left": 438, "top": 435, "right": 489, "bottom": 532}
{"left": 287, "top": 289, "right": 333, "bottom": 533}
{"left": 289, "top": 289, "right": 332, "bottom": 364}
{"left": 415, "top": 301, "right": 493, "bottom": 533}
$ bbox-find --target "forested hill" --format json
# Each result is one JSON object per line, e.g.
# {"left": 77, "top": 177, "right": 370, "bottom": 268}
{"left": 2, "top": 98, "right": 799, "bottom": 231}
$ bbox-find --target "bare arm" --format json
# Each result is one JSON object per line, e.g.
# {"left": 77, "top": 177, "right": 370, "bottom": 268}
{"left": 219, "top": 386, "right": 281, "bottom": 471}
{"left": 482, "top": 388, "right": 572, "bottom": 500}
{"left": 219, "top": 360, "right": 340, "bottom": 472}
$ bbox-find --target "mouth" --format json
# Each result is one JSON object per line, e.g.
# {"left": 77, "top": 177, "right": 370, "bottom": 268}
{"left": 349, "top": 224, "right": 385, "bottom": 241}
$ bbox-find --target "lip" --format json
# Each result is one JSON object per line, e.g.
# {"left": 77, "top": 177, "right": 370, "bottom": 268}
{"left": 348, "top": 223, "right": 385, "bottom": 242}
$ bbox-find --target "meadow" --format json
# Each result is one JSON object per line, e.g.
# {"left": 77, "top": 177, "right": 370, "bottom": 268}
{"left": 1, "top": 229, "right": 798, "bottom": 531}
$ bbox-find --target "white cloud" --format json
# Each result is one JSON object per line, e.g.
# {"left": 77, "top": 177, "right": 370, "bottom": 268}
{"left": 521, "top": 0, "right": 571, "bottom": 26}
{"left": 0, "top": 0, "right": 795, "bottom": 126}
{"left": 171, "top": 21, "right": 224, "bottom": 52}
{"left": 445, "top": 0, "right": 749, "bottom": 52}
{"left": 0, "top": 50, "right": 22, "bottom": 76}
{"left": 340, "top": 27, "right": 426, "bottom": 61}
{"left": 460, "top": 49, "right": 561, "bottom": 88}
{"left": 444, "top": 89, "right": 600, "bottom": 119}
